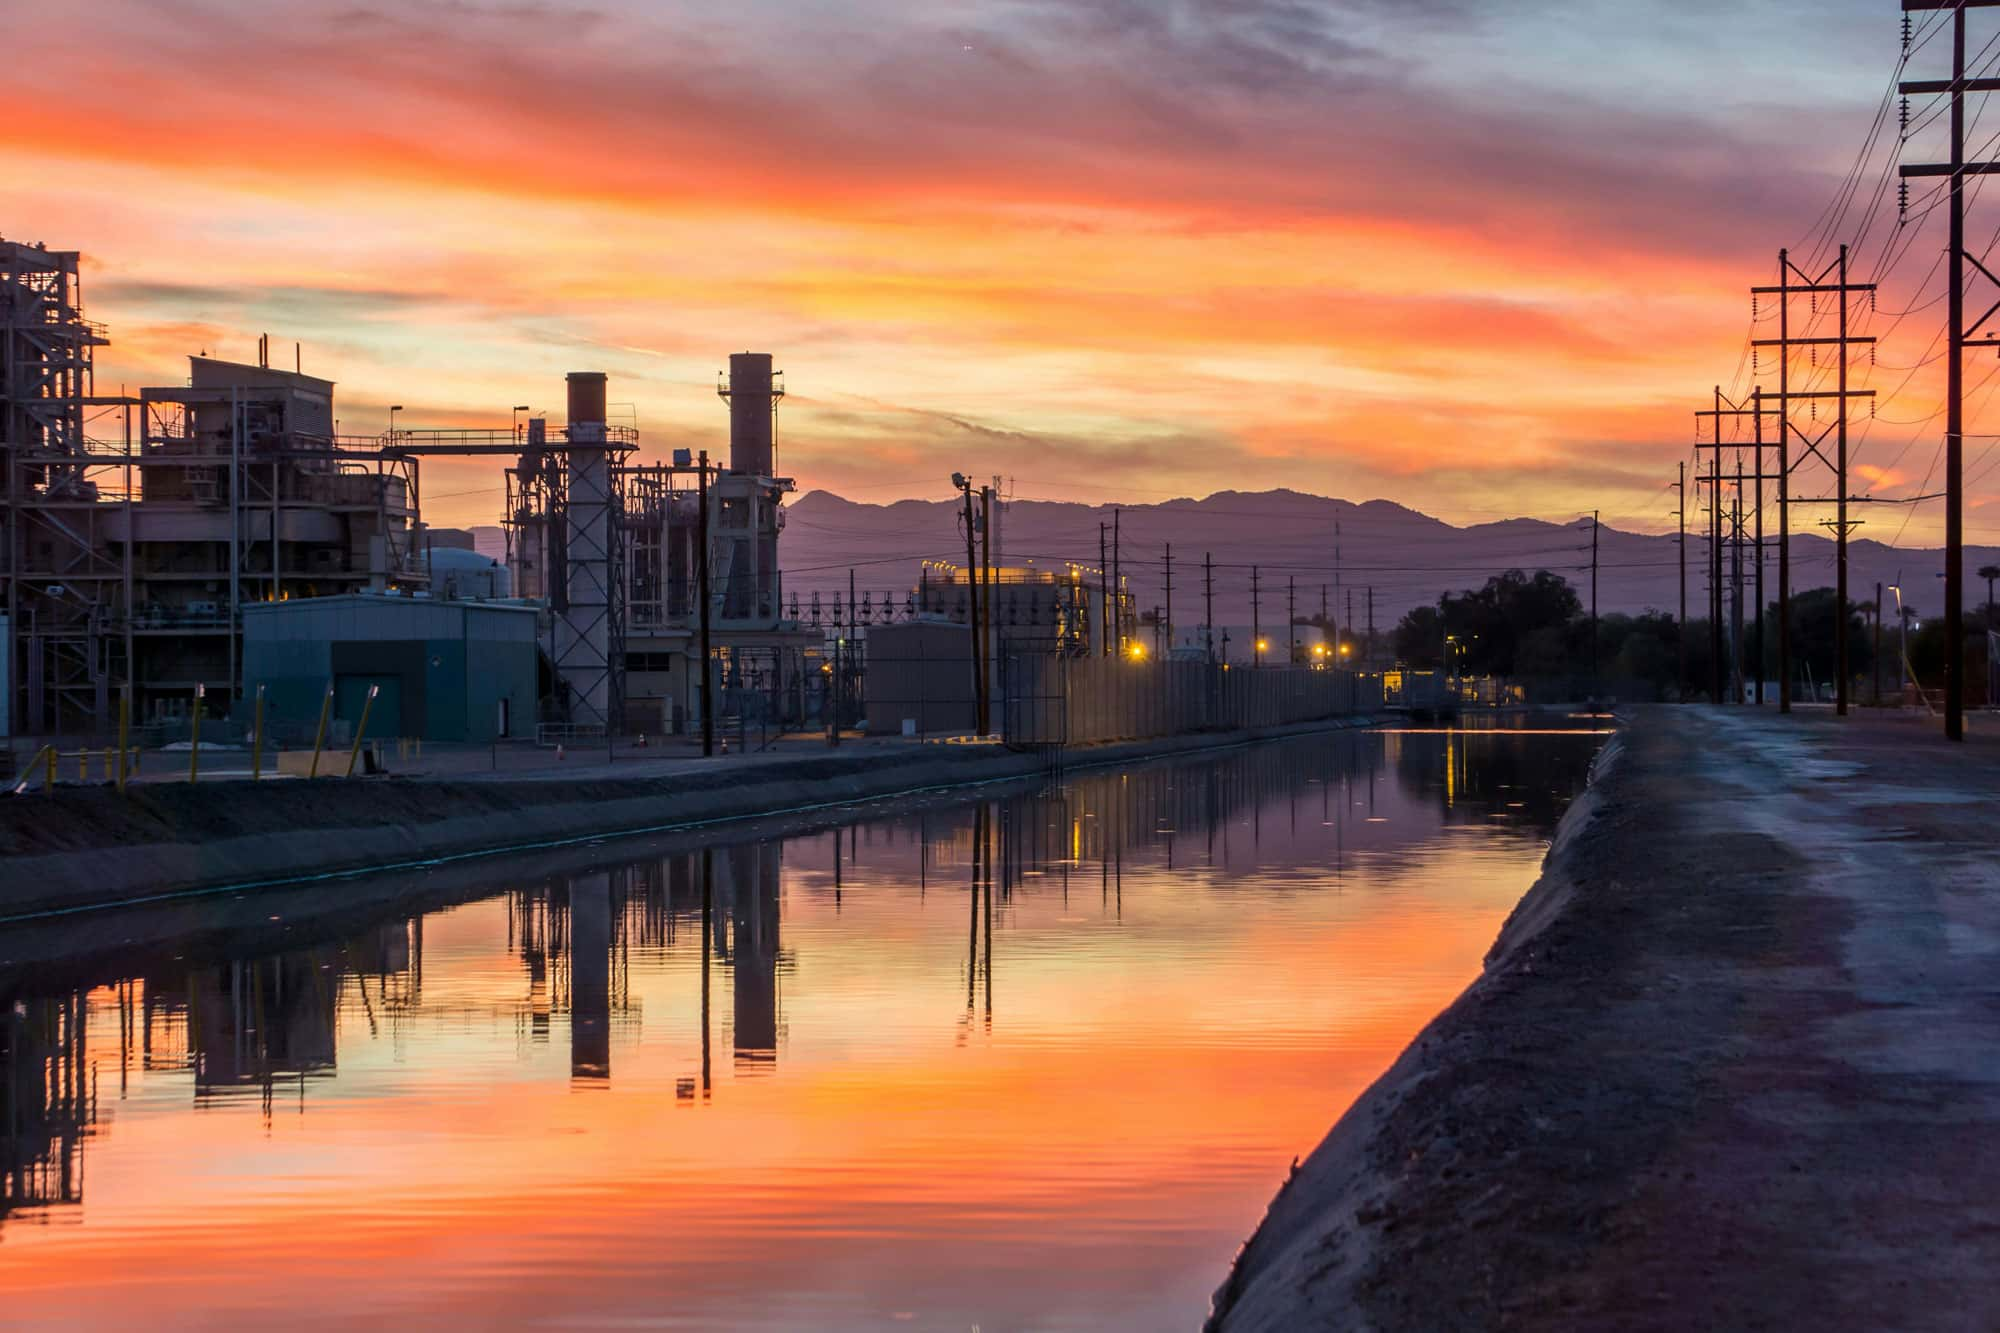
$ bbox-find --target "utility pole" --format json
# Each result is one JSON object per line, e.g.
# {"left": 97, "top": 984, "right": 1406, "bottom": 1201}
{"left": 1677, "top": 461, "right": 1688, "bottom": 700}
{"left": 979, "top": 485, "right": 993, "bottom": 725}
{"left": 1366, "top": 587, "right": 1376, "bottom": 669}
{"left": 1753, "top": 390, "right": 1765, "bottom": 706}
{"left": 1898, "top": 5, "right": 1989, "bottom": 739}
{"left": 1777, "top": 256, "right": 1791, "bottom": 712}
{"left": 828, "top": 581, "right": 841, "bottom": 748}
{"left": 1203, "top": 551, "right": 1214, "bottom": 662}
{"left": 1104, "top": 524, "right": 1120, "bottom": 660}
{"left": 1752, "top": 246, "right": 1875, "bottom": 714}
{"left": 1334, "top": 516, "right": 1342, "bottom": 619}
{"left": 1163, "top": 543, "right": 1173, "bottom": 655}
{"left": 849, "top": 567, "right": 858, "bottom": 739}
{"left": 698, "top": 450, "right": 714, "bottom": 757}
{"left": 959, "top": 477, "right": 986, "bottom": 735}
{"left": 1112, "top": 507, "right": 1122, "bottom": 657}
{"left": 1696, "top": 389, "right": 1730, "bottom": 704}
{"left": 1251, "top": 565, "right": 1262, "bottom": 668}
{"left": 1287, "top": 575, "right": 1296, "bottom": 666}
{"left": 1836, "top": 243, "right": 1854, "bottom": 716}
{"left": 1590, "top": 510, "right": 1600, "bottom": 699}
{"left": 1696, "top": 388, "right": 1781, "bottom": 705}
{"left": 1346, "top": 588, "right": 1355, "bottom": 666}
{"left": 1732, "top": 463, "right": 1746, "bottom": 704}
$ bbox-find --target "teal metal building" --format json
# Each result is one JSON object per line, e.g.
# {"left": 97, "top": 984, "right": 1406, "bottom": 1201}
{"left": 242, "top": 595, "right": 538, "bottom": 743}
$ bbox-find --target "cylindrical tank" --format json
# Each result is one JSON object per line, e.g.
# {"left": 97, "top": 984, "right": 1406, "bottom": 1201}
{"left": 566, "top": 371, "right": 607, "bottom": 428}
{"left": 727, "top": 352, "right": 774, "bottom": 476}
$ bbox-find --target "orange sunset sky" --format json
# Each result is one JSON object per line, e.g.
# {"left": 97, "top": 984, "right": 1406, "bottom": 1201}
{"left": 7, "top": 0, "right": 1995, "bottom": 541}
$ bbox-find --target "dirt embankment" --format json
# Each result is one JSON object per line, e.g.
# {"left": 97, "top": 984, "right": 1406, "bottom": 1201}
{"left": 1211, "top": 706, "right": 2000, "bottom": 1330}
{"left": 0, "top": 719, "right": 1375, "bottom": 919}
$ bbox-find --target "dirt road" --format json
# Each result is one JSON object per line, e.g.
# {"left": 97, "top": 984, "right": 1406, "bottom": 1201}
{"left": 1212, "top": 707, "right": 2000, "bottom": 1330}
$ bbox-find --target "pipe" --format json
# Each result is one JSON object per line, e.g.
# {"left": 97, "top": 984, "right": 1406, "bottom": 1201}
{"left": 116, "top": 689, "right": 130, "bottom": 794}
{"left": 251, "top": 684, "right": 266, "bottom": 781}
{"left": 346, "top": 683, "right": 380, "bottom": 778}
{"left": 188, "top": 683, "right": 204, "bottom": 783}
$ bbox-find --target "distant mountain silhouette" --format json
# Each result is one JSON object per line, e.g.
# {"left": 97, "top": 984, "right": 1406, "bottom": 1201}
{"left": 778, "top": 489, "right": 1996, "bottom": 628}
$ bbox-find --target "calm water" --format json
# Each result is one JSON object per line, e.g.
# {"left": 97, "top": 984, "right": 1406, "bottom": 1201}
{"left": 1, "top": 723, "right": 1602, "bottom": 1330}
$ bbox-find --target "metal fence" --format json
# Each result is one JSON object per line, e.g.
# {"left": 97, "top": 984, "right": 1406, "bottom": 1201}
{"left": 1001, "top": 656, "right": 1381, "bottom": 748}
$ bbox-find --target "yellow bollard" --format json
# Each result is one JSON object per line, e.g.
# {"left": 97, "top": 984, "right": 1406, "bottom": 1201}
{"left": 78, "top": 749, "right": 87, "bottom": 783}
{"left": 116, "top": 689, "right": 131, "bottom": 794}
{"left": 251, "top": 684, "right": 266, "bottom": 781}
{"left": 44, "top": 745, "right": 56, "bottom": 794}
{"left": 308, "top": 682, "right": 334, "bottom": 778}
{"left": 346, "top": 683, "right": 380, "bottom": 778}
{"left": 188, "top": 683, "right": 205, "bottom": 783}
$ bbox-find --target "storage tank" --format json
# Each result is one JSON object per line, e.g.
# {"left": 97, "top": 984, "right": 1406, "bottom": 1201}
{"left": 725, "top": 352, "right": 775, "bottom": 476}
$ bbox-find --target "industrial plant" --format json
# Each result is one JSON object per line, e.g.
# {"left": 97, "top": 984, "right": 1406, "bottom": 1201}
{"left": 1, "top": 238, "right": 816, "bottom": 747}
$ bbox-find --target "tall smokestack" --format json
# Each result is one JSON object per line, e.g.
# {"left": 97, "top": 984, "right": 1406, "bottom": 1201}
{"left": 552, "top": 370, "right": 613, "bottom": 728}
{"left": 725, "top": 352, "right": 775, "bottom": 476}
{"left": 566, "top": 371, "right": 607, "bottom": 435}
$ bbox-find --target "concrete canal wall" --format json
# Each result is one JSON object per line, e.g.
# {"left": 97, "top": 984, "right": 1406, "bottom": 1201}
{"left": 1210, "top": 706, "right": 2000, "bottom": 1330}
{"left": 0, "top": 717, "right": 1380, "bottom": 920}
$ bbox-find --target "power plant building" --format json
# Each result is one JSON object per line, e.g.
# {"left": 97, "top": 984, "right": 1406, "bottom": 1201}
{"left": 5, "top": 236, "right": 824, "bottom": 746}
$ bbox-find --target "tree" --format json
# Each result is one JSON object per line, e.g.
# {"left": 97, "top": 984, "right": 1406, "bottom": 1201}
{"left": 1394, "top": 605, "right": 1444, "bottom": 668}
{"left": 1762, "top": 588, "right": 1874, "bottom": 696}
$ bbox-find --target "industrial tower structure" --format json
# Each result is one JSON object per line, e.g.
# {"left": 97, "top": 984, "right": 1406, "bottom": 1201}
{"left": 2, "top": 239, "right": 430, "bottom": 739}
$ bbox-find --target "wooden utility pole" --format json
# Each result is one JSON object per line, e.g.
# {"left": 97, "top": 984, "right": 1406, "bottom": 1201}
{"left": 1203, "top": 551, "right": 1214, "bottom": 662}
{"left": 1287, "top": 575, "right": 1296, "bottom": 666}
{"left": 1732, "top": 464, "right": 1746, "bottom": 703}
{"left": 698, "top": 450, "right": 714, "bottom": 757}
{"left": 1163, "top": 543, "right": 1173, "bottom": 655}
{"left": 1678, "top": 461, "right": 1688, "bottom": 700}
{"left": 1590, "top": 510, "right": 1601, "bottom": 699}
{"left": 1251, "top": 565, "right": 1262, "bottom": 668}
{"left": 1898, "top": 3, "right": 1994, "bottom": 738}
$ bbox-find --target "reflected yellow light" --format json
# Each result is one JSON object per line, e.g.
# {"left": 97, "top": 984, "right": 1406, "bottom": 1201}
{"left": 1127, "top": 641, "right": 1147, "bottom": 660}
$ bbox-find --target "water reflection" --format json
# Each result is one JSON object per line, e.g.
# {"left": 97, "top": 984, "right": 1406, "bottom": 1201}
{"left": 0, "top": 721, "right": 1601, "bottom": 1328}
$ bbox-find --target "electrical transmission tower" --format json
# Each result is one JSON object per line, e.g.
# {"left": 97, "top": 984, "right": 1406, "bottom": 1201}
{"left": 1695, "top": 389, "right": 1779, "bottom": 704}
{"left": 1751, "top": 247, "right": 1875, "bottom": 714}
{"left": 1897, "top": 0, "right": 2000, "bottom": 739}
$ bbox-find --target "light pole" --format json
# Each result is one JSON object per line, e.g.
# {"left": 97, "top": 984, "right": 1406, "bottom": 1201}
{"left": 388, "top": 404, "right": 404, "bottom": 443}
{"left": 1889, "top": 581, "right": 1908, "bottom": 697}
{"left": 512, "top": 405, "right": 530, "bottom": 439}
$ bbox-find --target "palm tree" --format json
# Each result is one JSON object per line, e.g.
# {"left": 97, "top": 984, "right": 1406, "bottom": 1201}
{"left": 1982, "top": 564, "right": 2000, "bottom": 628}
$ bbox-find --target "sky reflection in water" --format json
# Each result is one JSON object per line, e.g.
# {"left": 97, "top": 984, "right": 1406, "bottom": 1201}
{"left": 0, "top": 724, "right": 1602, "bottom": 1330}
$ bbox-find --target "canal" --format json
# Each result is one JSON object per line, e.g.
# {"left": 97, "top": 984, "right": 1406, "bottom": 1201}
{"left": 0, "top": 721, "right": 1604, "bottom": 1329}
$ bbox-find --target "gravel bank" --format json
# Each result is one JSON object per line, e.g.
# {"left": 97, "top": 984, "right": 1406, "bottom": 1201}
{"left": 1211, "top": 706, "right": 2000, "bottom": 1330}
